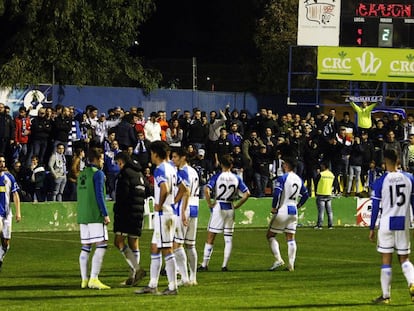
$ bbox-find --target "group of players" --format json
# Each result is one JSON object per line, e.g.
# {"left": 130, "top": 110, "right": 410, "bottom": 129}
{"left": 0, "top": 141, "right": 414, "bottom": 303}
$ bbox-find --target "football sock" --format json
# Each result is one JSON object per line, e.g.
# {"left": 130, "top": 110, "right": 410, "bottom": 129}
{"left": 202, "top": 243, "right": 213, "bottom": 267}
{"left": 0, "top": 245, "right": 8, "bottom": 261}
{"left": 287, "top": 239, "right": 297, "bottom": 268}
{"left": 381, "top": 265, "right": 392, "bottom": 298}
{"left": 268, "top": 237, "right": 282, "bottom": 262}
{"left": 121, "top": 246, "right": 140, "bottom": 271}
{"left": 174, "top": 247, "right": 189, "bottom": 282}
{"left": 149, "top": 253, "right": 161, "bottom": 288}
{"left": 186, "top": 246, "right": 198, "bottom": 282}
{"left": 79, "top": 246, "right": 91, "bottom": 280}
{"left": 401, "top": 260, "right": 414, "bottom": 285}
{"left": 90, "top": 244, "right": 107, "bottom": 279}
{"left": 165, "top": 253, "right": 177, "bottom": 290}
{"left": 133, "top": 249, "right": 141, "bottom": 270}
{"left": 222, "top": 235, "right": 233, "bottom": 268}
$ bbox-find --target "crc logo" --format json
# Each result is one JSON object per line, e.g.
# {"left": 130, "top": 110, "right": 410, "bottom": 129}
{"left": 390, "top": 53, "right": 414, "bottom": 73}
{"left": 322, "top": 51, "right": 351, "bottom": 69}
{"left": 356, "top": 51, "right": 382, "bottom": 74}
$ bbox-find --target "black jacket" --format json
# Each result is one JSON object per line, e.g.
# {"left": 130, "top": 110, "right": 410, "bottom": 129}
{"left": 113, "top": 161, "right": 146, "bottom": 235}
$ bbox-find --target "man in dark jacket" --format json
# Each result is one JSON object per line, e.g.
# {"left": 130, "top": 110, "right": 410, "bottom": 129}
{"left": 28, "top": 108, "right": 52, "bottom": 165}
{"left": 113, "top": 151, "right": 147, "bottom": 286}
{"left": 0, "top": 103, "right": 15, "bottom": 164}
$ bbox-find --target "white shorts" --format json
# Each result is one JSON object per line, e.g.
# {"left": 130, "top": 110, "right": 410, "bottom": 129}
{"left": 174, "top": 216, "right": 198, "bottom": 246}
{"left": 0, "top": 214, "right": 12, "bottom": 239}
{"left": 377, "top": 229, "right": 411, "bottom": 255}
{"left": 151, "top": 210, "right": 176, "bottom": 248}
{"left": 207, "top": 202, "right": 235, "bottom": 235}
{"left": 80, "top": 223, "right": 108, "bottom": 245}
{"left": 268, "top": 206, "right": 298, "bottom": 234}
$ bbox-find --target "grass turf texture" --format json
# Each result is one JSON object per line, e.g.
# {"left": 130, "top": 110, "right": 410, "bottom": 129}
{"left": 1, "top": 228, "right": 413, "bottom": 310}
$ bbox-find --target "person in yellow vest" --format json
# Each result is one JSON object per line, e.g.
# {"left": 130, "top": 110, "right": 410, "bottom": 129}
{"left": 314, "top": 161, "right": 335, "bottom": 229}
{"left": 349, "top": 101, "right": 377, "bottom": 134}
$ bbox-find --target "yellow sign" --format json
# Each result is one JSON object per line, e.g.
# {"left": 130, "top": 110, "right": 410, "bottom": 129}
{"left": 317, "top": 46, "right": 414, "bottom": 82}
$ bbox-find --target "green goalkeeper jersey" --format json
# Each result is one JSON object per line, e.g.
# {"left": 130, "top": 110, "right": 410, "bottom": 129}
{"left": 77, "top": 165, "right": 107, "bottom": 224}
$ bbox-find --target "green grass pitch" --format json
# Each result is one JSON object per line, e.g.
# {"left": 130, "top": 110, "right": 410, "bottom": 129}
{"left": 1, "top": 227, "right": 413, "bottom": 310}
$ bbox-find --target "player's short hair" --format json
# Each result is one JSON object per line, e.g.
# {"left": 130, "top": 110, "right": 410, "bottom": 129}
{"left": 87, "top": 147, "right": 103, "bottom": 163}
{"left": 283, "top": 156, "right": 297, "bottom": 170}
{"left": 149, "top": 140, "right": 170, "bottom": 160}
{"left": 383, "top": 149, "right": 398, "bottom": 163}
{"left": 220, "top": 154, "right": 234, "bottom": 168}
{"left": 171, "top": 147, "right": 187, "bottom": 158}
{"left": 114, "top": 151, "right": 131, "bottom": 163}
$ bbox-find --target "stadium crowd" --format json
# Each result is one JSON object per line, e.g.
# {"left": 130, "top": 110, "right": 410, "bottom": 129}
{"left": 1, "top": 101, "right": 414, "bottom": 201}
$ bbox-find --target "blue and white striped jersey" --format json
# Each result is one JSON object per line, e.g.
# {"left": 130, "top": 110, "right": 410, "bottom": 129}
{"left": 154, "top": 161, "right": 180, "bottom": 207}
{"left": 272, "top": 172, "right": 309, "bottom": 209}
{"left": 370, "top": 171, "right": 414, "bottom": 230}
{"left": 0, "top": 172, "right": 19, "bottom": 217}
{"left": 207, "top": 171, "right": 249, "bottom": 202}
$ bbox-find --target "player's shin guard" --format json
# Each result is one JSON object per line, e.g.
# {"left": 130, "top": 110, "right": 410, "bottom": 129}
{"left": 90, "top": 244, "right": 107, "bottom": 279}
{"left": 381, "top": 264, "right": 392, "bottom": 298}
{"left": 287, "top": 239, "right": 297, "bottom": 269}
{"left": 174, "top": 247, "right": 189, "bottom": 282}
{"left": 79, "top": 246, "right": 91, "bottom": 280}
{"left": 165, "top": 253, "right": 177, "bottom": 290}
{"left": 121, "top": 246, "right": 138, "bottom": 271}
{"left": 149, "top": 253, "right": 161, "bottom": 288}
{"left": 222, "top": 235, "right": 233, "bottom": 268}
{"left": 401, "top": 260, "right": 414, "bottom": 285}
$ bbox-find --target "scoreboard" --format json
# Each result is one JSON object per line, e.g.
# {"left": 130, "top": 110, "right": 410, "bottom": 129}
{"left": 340, "top": 1, "right": 414, "bottom": 47}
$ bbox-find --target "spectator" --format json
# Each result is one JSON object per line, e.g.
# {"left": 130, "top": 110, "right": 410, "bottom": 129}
{"left": 166, "top": 118, "right": 183, "bottom": 150}
{"left": 94, "top": 113, "right": 121, "bottom": 148}
{"left": 28, "top": 109, "right": 50, "bottom": 160}
{"left": 48, "top": 143, "right": 67, "bottom": 202}
{"left": 114, "top": 113, "right": 137, "bottom": 151}
{"left": 132, "top": 131, "right": 151, "bottom": 169}
{"left": 359, "top": 130, "right": 375, "bottom": 190}
{"left": 158, "top": 110, "right": 169, "bottom": 141}
{"left": 252, "top": 145, "right": 271, "bottom": 197}
{"left": 227, "top": 122, "right": 243, "bottom": 148}
{"left": 371, "top": 119, "right": 387, "bottom": 165}
{"left": 52, "top": 106, "right": 72, "bottom": 150}
{"left": 143, "top": 166, "right": 154, "bottom": 197}
{"left": 242, "top": 130, "right": 265, "bottom": 192}
{"left": 133, "top": 107, "right": 146, "bottom": 135}
{"left": 0, "top": 102, "right": 16, "bottom": 165}
{"left": 383, "top": 130, "right": 402, "bottom": 162}
{"left": 66, "top": 148, "right": 85, "bottom": 201}
{"left": 9, "top": 160, "right": 32, "bottom": 202}
{"left": 104, "top": 140, "right": 121, "bottom": 200}
{"left": 388, "top": 113, "right": 405, "bottom": 143}
{"left": 346, "top": 136, "right": 363, "bottom": 197}
{"left": 349, "top": 101, "right": 377, "bottom": 134}
{"left": 28, "top": 155, "right": 46, "bottom": 202}
{"left": 188, "top": 109, "right": 208, "bottom": 151}
{"left": 144, "top": 112, "right": 161, "bottom": 142}
{"left": 338, "top": 111, "right": 357, "bottom": 139}
{"left": 214, "top": 127, "right": 232, "bottom": 169}
{"left": 14, "top": 106, "right": 31, "bottom": 165}
{"left": 402, "top": 134, "right": 414, "bottom": 173}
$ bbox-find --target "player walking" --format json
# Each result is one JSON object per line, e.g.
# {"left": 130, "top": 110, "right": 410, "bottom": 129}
{"left": 267, "top": 156, "right": 309, "bottom": 272}
{"left": 369, "top": 149, "right": 414, "bottom": 304}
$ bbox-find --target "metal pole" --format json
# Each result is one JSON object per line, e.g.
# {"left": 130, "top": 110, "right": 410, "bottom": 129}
{"left": 192, "top": 57, "right": 197, "bottom": 91}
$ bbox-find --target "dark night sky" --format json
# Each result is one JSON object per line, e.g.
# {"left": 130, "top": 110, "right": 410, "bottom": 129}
{"left": 137, "top": 0, "right": 260, "bottom": 63}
